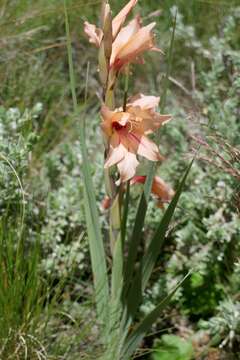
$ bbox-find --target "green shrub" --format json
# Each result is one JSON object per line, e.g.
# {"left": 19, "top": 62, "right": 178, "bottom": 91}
{"left": 152, "top": 335, "right": 194, "bottom": 360}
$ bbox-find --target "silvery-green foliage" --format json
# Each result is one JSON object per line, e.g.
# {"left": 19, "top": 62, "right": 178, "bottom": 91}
{"left": 0, "top": 103, "right": 101, "bottom": 279}
{"left": 0, "top": 104, "right": 41, "bottom": 213}
{"left": 151, "top": 334, "right": 194, "bottom": 360}
{"left": 200, "top": 299, "right": 240, "bottom": 349}
{"left": 39, "top": 122, "right": 106, "bottom": 277}
{"left": 170, "top": 6, "right": 204, "bottom": 55}
{"left": 142, "top": 6, "right": 240, "bottom": 317}
{"left": 39, "top": 141, "right": 88, "bottom": 277}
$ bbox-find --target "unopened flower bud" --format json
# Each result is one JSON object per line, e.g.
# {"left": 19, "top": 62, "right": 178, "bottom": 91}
{"left": 100, "top": 0, "right": 107, "bottom": 28}
{"left": 98, "top": 42, "right": 108, "bottom": 85}
{"left": 103, "top": 3, "right": 113, "bottom": 61}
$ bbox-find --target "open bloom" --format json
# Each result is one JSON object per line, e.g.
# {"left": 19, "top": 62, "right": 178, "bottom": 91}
{"left": 101, "top": 94, "right": 171, "bottom": 182}
{"left": 131, "top": 175, "right": 175, "bottom": 208}
{"left": 84, "top": 0, "right": 161, "bottom": 71}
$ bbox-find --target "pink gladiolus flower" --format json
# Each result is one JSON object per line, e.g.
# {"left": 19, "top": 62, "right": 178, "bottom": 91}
{"left": 84, "top": 0, "right": 137, "bottom": 47}
{"left": 101, "top": 94, "right": 171, "bottom": 183}
{"left": 131, "top": 175, "right": 175, "bottom": 208}
{"left": 84, "top": 0, "right": 162, "bottom": 71}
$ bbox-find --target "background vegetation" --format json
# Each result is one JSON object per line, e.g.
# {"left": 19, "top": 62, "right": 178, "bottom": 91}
{"left": 0, "top": 0, "right": 239, "bottom": 358}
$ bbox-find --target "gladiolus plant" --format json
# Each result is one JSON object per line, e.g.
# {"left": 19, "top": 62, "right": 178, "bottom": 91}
{"left": 64, "top": 0, "right": 192, "bottom": 358}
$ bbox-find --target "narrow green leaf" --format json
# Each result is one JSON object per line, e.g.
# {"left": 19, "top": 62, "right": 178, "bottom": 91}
{"left": 123, "top": 14, "right": 177, "bottom": 291}
{"left": 105, "top": 232, "right": 124, "bottom": 360}
{"left": 111, "top": 232, "right": 124, "bottom": 304}
{"left": 121, "top": 272, "right": 191, "bottom": 360}
{"left": 125, "top": 159, "right": 194, "bottom": 321}
{"left": 121, "top": 181, "right": 130, "bottom": 246}
{"left": 64, "top": 0, "right": 109, "bottom": 325}
{"left": 141, "top": 158, "right": 194, "bottom": 291}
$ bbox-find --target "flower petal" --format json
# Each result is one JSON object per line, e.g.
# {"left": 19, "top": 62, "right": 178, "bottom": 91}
{"left": 111, "top": 17, "right": 141, "bottom": 66}
{"left": 126, "top": 94, "right": 172, "bottom": 134}
{"left": 153, "top": 113, "right": 172, "bottom": 126}
{"left": 105, "top": 142, "right": 126, "bottom": 168}
{"left": 113, "top": 22, "right": 161, "bottom": 69}
{"left": 101, "top": 105, "right": 132, "bottom": 137}
{"left": 141, "top": 113, "right": 172, "bottom": 134}
{"left": 152, "top": 176, "right": 175, "bottom": 201}
{"left": 101, "top": 104, "right": 115, "bottom": 136}
{"left": 112, "top": 0, "right": 138, "bottom": 38}
{"left": 117, "top": 152, "right": 139, "bottom": 182}
{"left": 131, "top": 175, "right": 174, "bottom": 207}
{"left": 117, "top": 112, "right": 131, "bottom": 126}
{"left": 84, "top": 21, "right": 103, "bottom": 47}
{"left": 136, "top": 135, "right": 163, "bottom": 161}
{"left": 128, "top": 94, "right": 160, "bottom": 109}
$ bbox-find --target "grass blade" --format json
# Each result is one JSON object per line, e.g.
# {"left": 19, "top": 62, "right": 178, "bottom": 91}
{"left": 121, "top": 272, "right": 190, "bottom": 360}
{"left": 123, "top": 13, "right": 177, "bottom": 291}
{"left": 64, "top": 0, "right": 109, "bottom": 325}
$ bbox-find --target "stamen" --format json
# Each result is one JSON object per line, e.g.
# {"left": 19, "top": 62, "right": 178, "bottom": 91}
{"left": 127, "top": 118, "right": 140, "bottom": 133}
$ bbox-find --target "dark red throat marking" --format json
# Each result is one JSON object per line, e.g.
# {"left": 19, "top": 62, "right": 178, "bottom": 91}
{"left": 112, "top": 122, "right": 126, "bottom": 131}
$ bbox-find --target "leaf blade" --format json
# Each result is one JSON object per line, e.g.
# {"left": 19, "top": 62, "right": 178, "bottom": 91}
{"left": 121, "top": 272, "right": 191, "bottom": 360}
{"left": 141, "top": 159, "right": 194, "bottom": 291}
{"left": 125, "top": 159, "right": 194, "bottom": 321}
